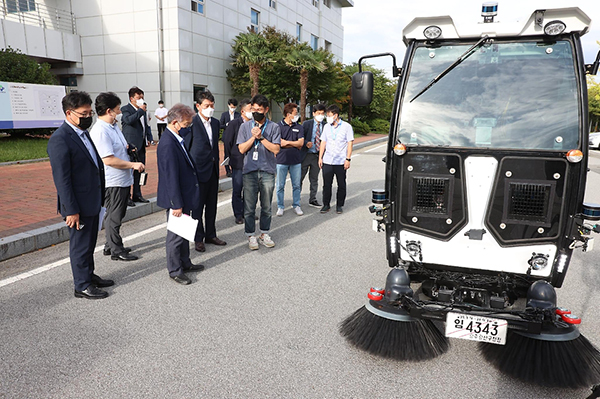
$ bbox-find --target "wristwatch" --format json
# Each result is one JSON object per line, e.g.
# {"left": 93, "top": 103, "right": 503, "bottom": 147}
{"left": 346, "top": 158, "right": 351, "bottom": 161}
{"left": 258, "top": 137, "right": 264, "bottom": 141}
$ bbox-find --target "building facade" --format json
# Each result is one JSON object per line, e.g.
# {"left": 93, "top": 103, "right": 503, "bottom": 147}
{"left": 0, "top": 0, "right": 353, "bottom": 132}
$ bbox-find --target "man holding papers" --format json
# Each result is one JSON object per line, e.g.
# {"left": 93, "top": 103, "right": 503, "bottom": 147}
{"left": 156, "top": 104, "right": 205, "bottom": 285}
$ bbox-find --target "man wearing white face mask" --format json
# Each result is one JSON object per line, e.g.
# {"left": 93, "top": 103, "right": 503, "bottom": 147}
{"left": 301, "top": 103, "right": 327, "bottom": 208}
{"left": 184, "top": 90, "right": 227, "bottom": 253}
{"left": 276, "top": 103, "right": 304, "bottom": 216}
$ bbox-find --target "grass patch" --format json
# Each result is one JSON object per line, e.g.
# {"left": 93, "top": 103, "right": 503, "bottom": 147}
{"left": 0, "top": 135, "right": 49, "bottom": 162}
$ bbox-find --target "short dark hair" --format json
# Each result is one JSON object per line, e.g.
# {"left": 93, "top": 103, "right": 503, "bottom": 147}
{"left": 196, "top": 90, "right": 215, "bottom": 104}
{"left": 251, "top": 94, "right": 269, "bottom": 109}
{"left": 227, "top": 98, "right": 238, "bottom": 107}
{"left": 326, "top": 104, "right": 340, "bottom": 116}
{"left": 128, "top": 86, "right": 144, "bottom": 99}
{"left": 313, "top": 103, "right": 326, "bottom": 113}
{"left": 95, "top": 92, "right": 121, "bottom": 116}
{"left": 239, "top": 98, "right": 251, "bottom": 109}
{"left": 158, "top": 100, "right": 164, "bottom": 104}
{"left": 283, "top": 102, "right": 298, "bottom": 117}
{"left": 62, "top": 91, "right": 92, "bottom": 113}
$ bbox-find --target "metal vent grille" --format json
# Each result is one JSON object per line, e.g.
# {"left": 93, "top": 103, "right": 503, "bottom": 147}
{"left": 507, "top": 183, "right": 551, "bottom": 222}
{"left": 411, "top": 177, "right": 450, "bottom": 214}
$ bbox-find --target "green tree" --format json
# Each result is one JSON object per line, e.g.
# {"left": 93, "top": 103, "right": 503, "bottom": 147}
{"left": 286, "top": 44, "right": 327, "bottom": 122}
{"left": 342, "top": 63, "right": 396, "bottom": 124}
{"left": 0, "top": 46, "right": 57, "bottom": 85}
{"left": 589, "top": 76, "right": 600, "bottom": 132}
{"left": 231, "top": 31, "right": 275, "bottom": 96}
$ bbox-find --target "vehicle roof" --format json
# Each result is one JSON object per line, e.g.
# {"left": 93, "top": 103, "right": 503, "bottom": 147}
{"left": 403, "top": 7, "right": 591, "bottom": 45}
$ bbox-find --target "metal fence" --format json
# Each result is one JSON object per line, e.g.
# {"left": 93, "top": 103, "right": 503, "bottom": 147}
{"left": 0, "top": 0, "right": 76, "bottom": 35}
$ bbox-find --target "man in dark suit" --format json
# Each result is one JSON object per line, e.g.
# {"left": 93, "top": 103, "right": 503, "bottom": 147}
{"left": 157, "top": 104, "right": 204, "bottom": 285}
{"left": 47, "top": 91, "right": 113, "bottom": 299}
{"left": 222, "top": 98, "right": 252, "bottom": 224}
{"left": 121, "top": 86, "right": 150, "bottom": 204}
{"left": 301, "top": 103, "right": 327, "bottom": 208}
{"left": 184, "top": 90, "right": 227, "bottom": 252}
{"left": 220, "top": 98, "right": 240, "bottom": 178}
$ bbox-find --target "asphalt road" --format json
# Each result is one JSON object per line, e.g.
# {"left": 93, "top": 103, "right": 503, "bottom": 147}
{"left": 1, "top": 143, "right": 599, "bottom": 398}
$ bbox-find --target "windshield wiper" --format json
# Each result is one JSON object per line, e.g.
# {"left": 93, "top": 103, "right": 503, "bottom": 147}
{"left": 410, "top": 35, "right": 490, "bottom": 103}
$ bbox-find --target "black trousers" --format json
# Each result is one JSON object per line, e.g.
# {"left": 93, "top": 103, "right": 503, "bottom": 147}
{"left": 301, "top": 152, "right": 320, "bottom": 202}
{"left": 103, "top": 186, "right": 130, "bottom": 255}
{"left": 165, "top": 210, "right": 192, "bottom": 277}
{"left": 194, "top": 168, "right": 219, "bottom": 242}
{"left": 157, "top": 124, "right": 166, "bottom": 139}
{"left": 231, "top": 168, "right": 244, "bottom": 219}
{"left": 322, "top": 163, "right": 347, "bottom": 207}
{"left": 131, "top": 146, "right": 146, "bottom": 199}
{"left": 68, "top": 214, "right": 99, "bottom": 291}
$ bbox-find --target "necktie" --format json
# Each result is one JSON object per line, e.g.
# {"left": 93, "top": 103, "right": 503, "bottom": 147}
{"left": 315, "top": 122, "right": 321, "bottom": 152}
{"left": 82, "top": 131, "right": 99, "bottom": 168}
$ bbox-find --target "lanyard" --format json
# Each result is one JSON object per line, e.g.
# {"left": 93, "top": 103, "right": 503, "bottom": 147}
{"left": 254, "top": 120, "right": 268, "bottom": 149}
{"left": 330, "top": 120, "right": 342, "bottom": 141}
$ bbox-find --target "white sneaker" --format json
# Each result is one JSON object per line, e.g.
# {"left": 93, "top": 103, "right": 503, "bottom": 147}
{"left": 276, "top": 208, "right": 284, "bottom": 217}
{"left": 293, "top": 206, "right": 304, "bottom": 216}
{"left": 248, "top": 236, "right": 259, "bottom": 250}
{"left": 258, "top": 233, "right": 275, "bottom": 248}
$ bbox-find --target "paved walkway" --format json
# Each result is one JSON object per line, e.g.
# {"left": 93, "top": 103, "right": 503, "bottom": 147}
{"left": 0, "top": 133, "right": 386, "bottom": 239}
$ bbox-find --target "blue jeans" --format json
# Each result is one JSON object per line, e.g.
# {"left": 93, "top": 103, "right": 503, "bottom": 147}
{"left": 276, "top": 163, "right": 301, "bottom": 209}
{"left": 243, "top": 171, "right": 275, "bottom": 236}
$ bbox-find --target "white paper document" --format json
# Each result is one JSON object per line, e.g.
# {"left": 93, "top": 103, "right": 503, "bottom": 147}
{"left": 220, "top": 157, "right": 230, "bottom": 166}
{"left": 166, "top": 210, "right": 199, "bottom": 242}
{"left": 98, "top": 207, "right": 107, "bottom": 231}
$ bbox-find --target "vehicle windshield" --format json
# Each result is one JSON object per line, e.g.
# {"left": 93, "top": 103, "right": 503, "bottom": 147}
{"left": 399, "top": 40, "right": 579, "bottom": 150}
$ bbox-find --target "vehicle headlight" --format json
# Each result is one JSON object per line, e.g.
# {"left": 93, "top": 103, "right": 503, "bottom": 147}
{"left": 544, "top": 20, "right": 566, "bottom": 36}
{"left": 423, "top": 26, "right": 442, "bottom": 40}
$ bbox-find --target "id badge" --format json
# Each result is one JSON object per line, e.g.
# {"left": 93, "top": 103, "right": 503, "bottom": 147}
{"left": 252, "top": 151, "right": 259, "bottom": 161}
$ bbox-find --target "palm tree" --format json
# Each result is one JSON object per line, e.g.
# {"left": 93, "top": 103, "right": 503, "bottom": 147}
{"left": 286, "top": 45, "right": 327, "bottom": 122}
{"left": 231, "top": 31, "right": 275, "bottom": 96}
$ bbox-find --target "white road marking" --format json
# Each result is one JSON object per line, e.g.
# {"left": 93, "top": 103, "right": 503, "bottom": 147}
{"left": 364, "top": 144, "right": 387, "bottom": 153}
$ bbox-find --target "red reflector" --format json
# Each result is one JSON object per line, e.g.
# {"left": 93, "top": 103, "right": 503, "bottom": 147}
{"left": 555, "top": 307, "right": 571, "bottom": 316}
{"left": 368, "top": 292, "right": 383, "bottom": 301}
{"left": 370, "top": 287, "right": 385, "bottom": 294}
{"left": 561, "top": 314, "right": 581, "bottom": 325}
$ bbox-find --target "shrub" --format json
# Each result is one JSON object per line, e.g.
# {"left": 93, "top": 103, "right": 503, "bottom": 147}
{"left": 349, "top": 119, "right": 370, "bottom": 136}
{"left": 369, "top": 118, "right": 390, "bottom": 134}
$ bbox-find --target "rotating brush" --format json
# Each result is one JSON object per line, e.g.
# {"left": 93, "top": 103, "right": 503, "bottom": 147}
{"left": 339, "top": 268, "right": 449, "bottom": 361}
{"left": 478, "top": 281, "right": 600, "bottom": 388}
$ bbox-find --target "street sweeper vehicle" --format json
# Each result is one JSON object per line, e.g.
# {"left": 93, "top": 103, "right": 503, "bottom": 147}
{"left": 341, "top": 4, "right": 600, "bottom": 389}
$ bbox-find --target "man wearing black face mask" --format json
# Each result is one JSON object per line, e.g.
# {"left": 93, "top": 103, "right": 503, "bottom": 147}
{"left": 47, "top": 91, "right": 113, "bottom": 299}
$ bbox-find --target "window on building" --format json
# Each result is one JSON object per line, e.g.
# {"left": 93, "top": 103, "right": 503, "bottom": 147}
{"left": 323, "top": 0, "right": 331, "bottom": 8}
{"left": 312, "top": 0, "right": 319, "bottom": 8}
{"left": 6, "top": 0, "right": 36, "bottom": 13}
{"left": 296, "top": 23, "right": 302, "bottom": 42}
{"left": 191, "top": 0, "right": 205, "bottom": 14}
{"left": 269, "top": 0, "right": 277, "bottom": 10}
{"left": 325, "top": 40, "right": 332, "bottom": 52}
{"left": 250, "top": 9, "right": 260, "bottom": 33}
{"left": 310, "top": 34, "right": 319, "bottom": 50}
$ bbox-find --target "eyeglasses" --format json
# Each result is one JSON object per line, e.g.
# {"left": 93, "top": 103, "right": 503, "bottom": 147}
{"left": 70, "top": 110, "right": 95, "bottom": 118}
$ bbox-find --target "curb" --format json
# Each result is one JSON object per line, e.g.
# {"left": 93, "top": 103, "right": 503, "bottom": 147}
{"left": 0, "top": 137, "right": 387, "bottom": 262}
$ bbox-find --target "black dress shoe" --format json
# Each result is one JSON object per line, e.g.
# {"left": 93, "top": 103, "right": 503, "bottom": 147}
{"left": 183, "top": 263, "right": 205, "bottom": 272}
{"left": 127, "top": 199, "right": 136, "bottom": 207}
{"left": 235, "top": 217, "right": 244, "bottom": 224}
{"left": 195, "top": 242, "right": 206, "bottom": 252}
{"left": 226, "top": 171, "right": 232, "bottom": 178}
{"left": 320, "top": 205, "right": 331, "bottom": 213}
{"left": 133, "top": 196, "right": 150, "bottom": 203}
{"left": 206, "top": 237, "right": 227, "bottom": 246}
{"left": 91, "top": 274, "right": 114, "bottom": 288}
{"left": 103, "top": 247, "right": 132, "bottom": 256}
{"left": 74, "top": 285, "right": 108, "bottom": 299}
{"left": 111, "top": 253, "right": 139, "bottom": 261}
{"left": 170, "top": 274, "right": 191, "bottom": 285}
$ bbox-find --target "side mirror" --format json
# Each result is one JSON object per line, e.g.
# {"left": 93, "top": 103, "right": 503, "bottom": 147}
{"left": 352, "top": 71, "right": 374, "bottom": 106}
{"left": 586, "top": 50, "right": 600, "bottom": 76}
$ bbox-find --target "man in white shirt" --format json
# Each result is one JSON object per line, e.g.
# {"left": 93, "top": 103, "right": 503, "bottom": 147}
{"left": 154, "top": 100, "right": 168, "bottom": 140}
{"left": 90, "top": 92, "right": 145, "bottom": 261}
{"left": 318, "top": 104, "right": 354, "bottom": 214}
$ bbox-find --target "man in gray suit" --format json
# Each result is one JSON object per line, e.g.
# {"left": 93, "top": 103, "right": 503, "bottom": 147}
{"left": 121, "top": 86, "right": 149, "bottom": 204}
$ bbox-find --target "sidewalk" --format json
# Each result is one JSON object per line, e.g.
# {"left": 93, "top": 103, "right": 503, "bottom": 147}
{"left": 0, "top": 133, "right": 387, "bottom": 261}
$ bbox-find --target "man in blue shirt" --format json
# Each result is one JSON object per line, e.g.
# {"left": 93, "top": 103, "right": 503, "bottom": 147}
{"left": 276, "top": 103, "right": 304, "bottom": 216}
{"left": 237, "top": 94, "right": 281, "bottom": 250}
{"left": 301, "top": 103, "right": 327, "bottom": 208}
